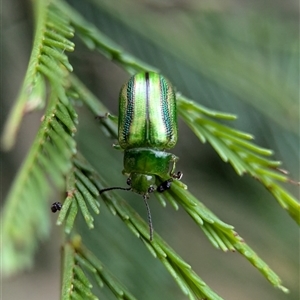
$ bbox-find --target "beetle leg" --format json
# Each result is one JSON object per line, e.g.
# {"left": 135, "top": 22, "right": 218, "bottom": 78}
{"left": 169, "top": 154, "right": 179, "bottom": 175}
{"left": 157, "top": 178, "right": 173, "bottom": 193}
{"left": 113, "top": 143, "right": 122, "bottom": 150}
{"left": 168, "top": 155, "right": 183, "bottom": 181}
{"left": 96, "top": 112, "right": 118, "bottom": 122}
{"left": 106, "top": 113, "right": 118, "bottom": 123}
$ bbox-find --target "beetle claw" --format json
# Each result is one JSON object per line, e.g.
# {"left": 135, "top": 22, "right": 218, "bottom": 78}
{"left": 172, "top": 171, "right": 183, "bottom": 180}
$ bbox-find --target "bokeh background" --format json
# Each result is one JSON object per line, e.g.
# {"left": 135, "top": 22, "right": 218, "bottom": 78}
{"left": 1, "top": 0, "right": 299, "bottom": 299}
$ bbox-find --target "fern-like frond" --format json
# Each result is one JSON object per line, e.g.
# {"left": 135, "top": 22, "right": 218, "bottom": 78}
{"left": 1, "top": 91, "right": 77, "bottom": 276}
{"left": 166, "top": 183, "right": 288, "bottom": 292}
{"left": 0, "top": 0, "right": 78, "bottom": 276}
{"left": 177, "top": 96, "right": 300, "bottom": 224}
{"left": 61, "top": 236, "right": 137, "bottom": 300}
{"left": 1, "top": 0, "right": 74, "bottom": 150}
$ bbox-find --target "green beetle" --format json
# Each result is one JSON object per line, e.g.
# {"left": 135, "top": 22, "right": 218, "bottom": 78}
{"left": 100, "top": 72, "right": 182, "bottom": 240}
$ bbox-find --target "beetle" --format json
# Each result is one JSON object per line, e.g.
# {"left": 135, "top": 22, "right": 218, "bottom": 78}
{"left": 100, "top": 72, "right": 182, "bottom": 241}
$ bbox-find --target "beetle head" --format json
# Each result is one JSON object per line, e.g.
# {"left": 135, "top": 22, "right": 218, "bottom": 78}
{"left": 127, "top": 173, "right": 156, "bottom": 196}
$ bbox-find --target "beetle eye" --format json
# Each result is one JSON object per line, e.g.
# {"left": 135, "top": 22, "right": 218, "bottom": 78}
{"left": 148, "top": 185, "right": 155, "bottom": 194}
{"left": 127, "top": 177, "right": 132, "bottom": 186}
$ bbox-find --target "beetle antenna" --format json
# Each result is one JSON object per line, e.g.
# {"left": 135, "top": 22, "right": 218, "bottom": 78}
{"left": 143, "top": 195, "right": 153, "bottom": 241}
{"left": 100, "top": 187, "right": 131, "bottom": 194}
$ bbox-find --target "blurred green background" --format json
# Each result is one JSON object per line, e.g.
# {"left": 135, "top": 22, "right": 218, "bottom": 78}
{"left": 1, "top": 0, "right": 299, "bottom": 299}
